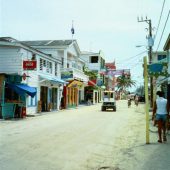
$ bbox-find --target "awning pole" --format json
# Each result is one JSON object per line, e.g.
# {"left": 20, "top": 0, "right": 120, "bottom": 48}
{"left": 2, "top": 81, "right": 5, "bottom": 105}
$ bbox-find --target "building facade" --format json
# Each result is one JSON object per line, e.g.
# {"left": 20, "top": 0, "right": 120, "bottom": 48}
{"left": 0, "top": 37, "right": 65, "bottom": 118}
{"left": 22, "top": 39, "right": 89, "bottom": 109}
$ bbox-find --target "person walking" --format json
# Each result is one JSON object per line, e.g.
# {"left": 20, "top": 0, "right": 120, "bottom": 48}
{"left": 152, "top": 91, "right": 169, "bottom": 143}
{"left": 134, "top": 94, "right": 139, "bottom": 106}
{"left": 86, "top": 91, "right": 91, "bottom": 106}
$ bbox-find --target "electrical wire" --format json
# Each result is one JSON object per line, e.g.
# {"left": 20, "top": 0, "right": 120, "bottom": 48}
{"left": 154, "top": 0, "right": 166, "bottom": 41}
{"left": 117, "top": 50, "right": 147, "bottom": 64}
{"left": 156, "top": 10, "right": 170, "bottom": 51}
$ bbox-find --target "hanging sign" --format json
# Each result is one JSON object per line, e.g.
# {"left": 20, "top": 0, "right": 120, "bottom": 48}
{"left": 23, "top": 60, "right": 37, "bottom": 70}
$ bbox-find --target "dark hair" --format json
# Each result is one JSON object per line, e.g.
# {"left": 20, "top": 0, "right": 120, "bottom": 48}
{"left": 156, "top": 91, "right": 164, "bottom": 97}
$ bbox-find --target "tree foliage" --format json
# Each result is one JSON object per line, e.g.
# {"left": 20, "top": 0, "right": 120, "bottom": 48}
{"left": 83, "top": 66, "right": 98, "bottom": 80}
{"left": 116, "top": 75, "right": 136, "bottom": 92}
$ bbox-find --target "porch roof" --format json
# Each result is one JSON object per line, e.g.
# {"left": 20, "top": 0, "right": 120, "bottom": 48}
{"left": 39, "top": 74, "right": 67, "bottom": 84}
{"left": 6, "top": 83, "right": 37, "bottom": 98}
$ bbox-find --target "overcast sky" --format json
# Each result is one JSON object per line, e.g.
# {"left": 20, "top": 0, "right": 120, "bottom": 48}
{"left": 0, "top": 0, "right": 170, "bottom": 86}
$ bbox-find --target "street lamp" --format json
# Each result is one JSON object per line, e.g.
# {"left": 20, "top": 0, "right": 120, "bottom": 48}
{"left": 135, "top": 45, "right": 148, "bottom": 49}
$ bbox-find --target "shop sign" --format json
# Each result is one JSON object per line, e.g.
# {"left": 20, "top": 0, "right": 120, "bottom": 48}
{"left": 23, "top": 60, "right": 37, "bottom": 70}
{"left": 147, "top": 63, "right": 168, "bottom": 77}
{"left": 61, "top": 71, "right": 73, "bottom": 79}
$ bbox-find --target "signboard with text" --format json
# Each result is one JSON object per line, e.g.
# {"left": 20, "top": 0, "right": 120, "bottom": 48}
{"left": 23, "top": 61, "right": 37, "bottom": 70}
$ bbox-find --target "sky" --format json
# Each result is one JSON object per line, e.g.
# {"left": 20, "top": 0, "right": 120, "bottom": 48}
{"left": 0, "top": 0, "right": 170, "bottom": 88}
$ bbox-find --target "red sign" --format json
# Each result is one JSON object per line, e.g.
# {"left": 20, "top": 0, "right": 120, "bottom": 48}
{"left": 88, "top": 79, "right": 97, "bottom": 86}
{"left": 23, "top": 61, "right": 37, "bottom": 70}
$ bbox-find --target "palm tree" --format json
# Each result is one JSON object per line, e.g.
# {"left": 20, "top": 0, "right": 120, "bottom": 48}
{"left": 116, "top": 75, "right": 136, "bottom": 92}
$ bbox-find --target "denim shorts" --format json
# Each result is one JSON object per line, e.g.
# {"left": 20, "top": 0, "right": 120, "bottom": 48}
{"left": 156, "top": 114, "right": 167, "bottom": 122}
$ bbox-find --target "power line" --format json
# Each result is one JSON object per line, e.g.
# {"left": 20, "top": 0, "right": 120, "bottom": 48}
{"left": 154, "top": 0, "right": 166, "bottom": 41}
{"left": 118, "top": 50, "right": 147, "bottom": 64}
{"left": 156, "top": 10, "right": 170, "bottom": 51}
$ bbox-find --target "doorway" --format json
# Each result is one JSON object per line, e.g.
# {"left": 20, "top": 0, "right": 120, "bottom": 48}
{"left": 52, "top": 88, "right": 58, "bottom": 110}
{"left": 40, "top": 86, "right": 48, "bottom": 111}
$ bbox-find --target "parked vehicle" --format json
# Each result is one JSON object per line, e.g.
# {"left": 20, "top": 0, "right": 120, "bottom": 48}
{"left": 101, "top": 91, "right": 116, "bottom": 111}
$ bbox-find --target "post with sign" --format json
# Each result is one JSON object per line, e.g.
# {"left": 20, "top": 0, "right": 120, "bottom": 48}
{"left": 144, "top": 56, "right": 150, "bottom": 144}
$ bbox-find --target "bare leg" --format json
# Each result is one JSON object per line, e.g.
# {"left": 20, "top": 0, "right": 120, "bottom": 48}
{"left": 157, "top": 120, "right": 162, "bottom": 143}
{"left": 162, "top": 121, "right": 167, "bottom": 141}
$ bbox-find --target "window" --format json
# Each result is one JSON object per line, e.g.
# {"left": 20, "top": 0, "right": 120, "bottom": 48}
{"left": 28, "top": 88, "right": 37, "bottom": 107}
{"left": 157, "top": 55, "right": 166, "bottom": 61}
{"left": 55, "top": 62, "right": 58, "bottom": 76}
{"left": 72, "top": 62, "right": 76, "bottom": 68}
{"left": 49, "top": 62, "right": 52, "bottom": 74}
{"left": 46, "top": 61, "right": 49, "bottom": 73}
{"left": 78, "top": 65, "right": 82, "bottom": 70}
{"left": 62, "top": 58, "right": 64, "bottom": 67}
{"left": 91, "top": 56, "right": 98, "bottom": 63}
{"left": 40, "top": 58, "right": 43, "bottom": 70}
{"left": 39, "top": 58, "right": 53, "bottom": 74}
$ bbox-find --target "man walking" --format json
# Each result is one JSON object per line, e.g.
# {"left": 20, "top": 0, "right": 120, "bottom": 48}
{"left": 152, "top": 91, "right": 169, "bottom": 143}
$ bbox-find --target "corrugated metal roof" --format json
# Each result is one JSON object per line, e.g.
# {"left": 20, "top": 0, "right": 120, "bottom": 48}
{"left": 22, "top": 40, "right": 74, "bottom": 46}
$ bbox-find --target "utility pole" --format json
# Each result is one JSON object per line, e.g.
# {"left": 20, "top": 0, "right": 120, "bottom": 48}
{"left": 138, "top": 16, "right": 154, "bottom": 108}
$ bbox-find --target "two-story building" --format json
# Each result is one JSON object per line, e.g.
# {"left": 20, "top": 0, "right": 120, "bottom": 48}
{"left": 0, "top": 37, "right": 65, "bottom": 119}
{"left": 80, "top": 50, "right": 106, "bottom": 103}
{"left": 150, "top": 34, "right": 170, "bottom": 100}
{"left": 21, "top": 39, "right": 89, "bottom": 109}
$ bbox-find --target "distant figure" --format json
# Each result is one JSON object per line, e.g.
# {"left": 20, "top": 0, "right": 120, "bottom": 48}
{"left": 128, "top": 99, "right": 131, "bottom": 108}
{"left": 86, "top": 91, "right": 91, "bottom": 105}
{"left": 127, "top": 92, "right": 131, "bottom": 108}
{"left": 152, "top": 91, "right": 169, "bottom": 143}
{"left": 103, "top": 92, "right": 109, "bottom": 102}
{"left": 134, "top": 95, "right": 139, "bottom": 106}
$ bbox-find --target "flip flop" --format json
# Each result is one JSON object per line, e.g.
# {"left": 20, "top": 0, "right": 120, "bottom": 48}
{"left": 158, "top": 139, "right": 162, "bottom": 143}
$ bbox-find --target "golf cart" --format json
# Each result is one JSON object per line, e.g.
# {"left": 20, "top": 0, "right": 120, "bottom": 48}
{"left": 101, "top": 91, "right": 116, "bottom": 111}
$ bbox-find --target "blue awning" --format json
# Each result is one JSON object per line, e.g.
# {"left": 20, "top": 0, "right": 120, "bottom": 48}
{"left": 39, "top": 74, "right": 67, "bottom": 84}
{"left": 6, "top": 83, "right": 37, "bottom": 98}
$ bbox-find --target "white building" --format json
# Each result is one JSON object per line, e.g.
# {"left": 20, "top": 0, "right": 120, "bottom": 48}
{"left": 21, "top": 39, "right": 89, "bottom": 108}
{"left": 0, "top": 37, "right": 65, "bottom": 118}
{"left": 80, "top": 50, "right": 106, "bottom": 103}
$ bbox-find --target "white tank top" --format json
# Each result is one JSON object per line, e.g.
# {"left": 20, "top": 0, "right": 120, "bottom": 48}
{"left": 156, "top": 97, "right": 167, "bottom": 115}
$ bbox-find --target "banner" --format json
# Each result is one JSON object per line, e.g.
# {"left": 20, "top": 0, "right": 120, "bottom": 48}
{"left": 107, "top": 69, "right": 130, "bottom": 76}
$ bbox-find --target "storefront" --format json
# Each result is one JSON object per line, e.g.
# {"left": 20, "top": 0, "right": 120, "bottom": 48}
{"left": 38, "top": 74, "right": 66, "bottom": 112}
{"left": 84, "top": 80, "right": 100, "bottom": 105}
{"left": 61, "top": 80, "right": 83, "bottom": 109}
{"left": 0, "top": 74, "right": 36, "bottom": 119}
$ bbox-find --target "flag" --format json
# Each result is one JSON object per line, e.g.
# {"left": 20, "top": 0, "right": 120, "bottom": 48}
{"left": 71, "top": 27, "right": 74, "bottom": 34}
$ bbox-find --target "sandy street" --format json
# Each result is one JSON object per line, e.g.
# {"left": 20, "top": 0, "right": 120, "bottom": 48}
{"left": 0, "top": 100, "right": 170, "bottom": 170}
